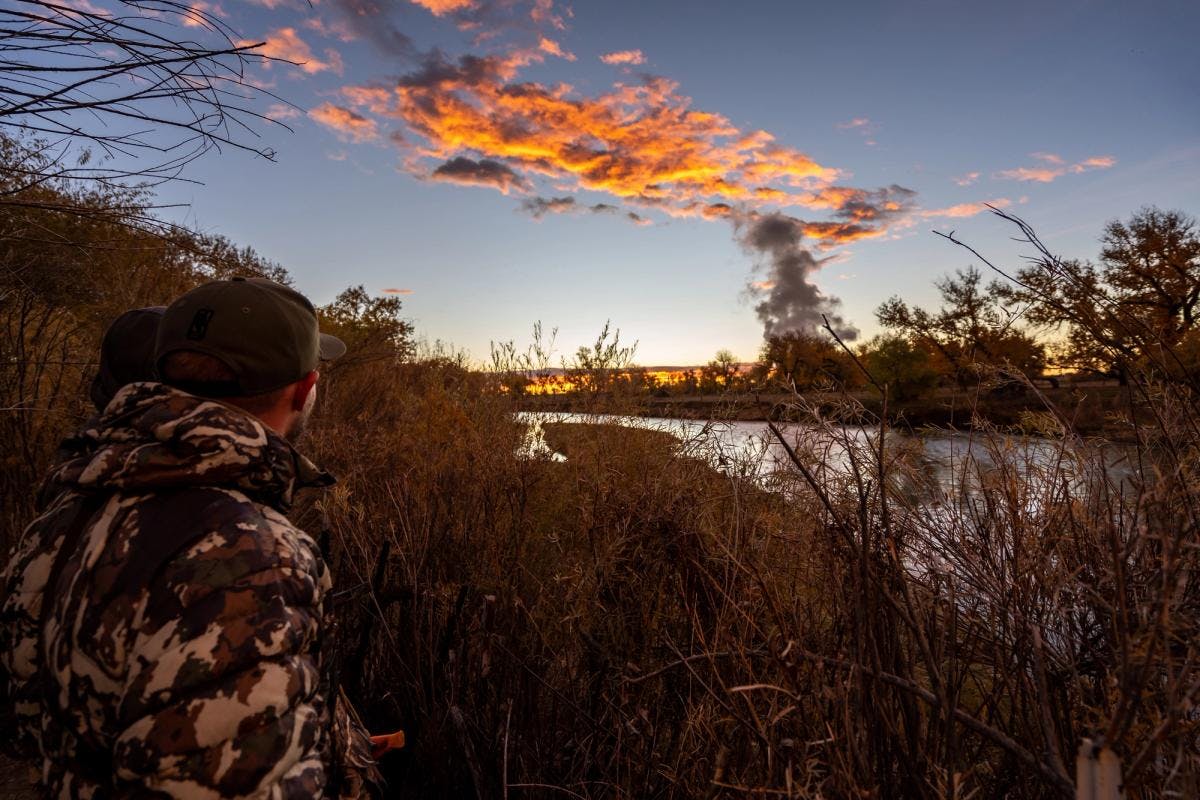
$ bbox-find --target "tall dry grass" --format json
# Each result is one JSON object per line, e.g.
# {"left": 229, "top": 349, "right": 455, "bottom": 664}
{"left": 299, "top": 220, "right": 1198, "bottom": 798}
{"left": 296, "top": 341, "right": 1197, "bottom": 799}
{"left": 301, "top": 350, "right": 809, "bottom": 797}
{"left": 2, "top": 200, "right": 1196, "bottom": 797}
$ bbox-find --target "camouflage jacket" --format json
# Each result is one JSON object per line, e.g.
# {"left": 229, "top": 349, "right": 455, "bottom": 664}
{"left": 0, "top": 383, "right": 379, "bottom": 799}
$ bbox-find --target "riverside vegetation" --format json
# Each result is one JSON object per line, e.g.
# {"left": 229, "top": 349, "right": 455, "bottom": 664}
{"left": 3, "top": 144, "right": 1199, "bottom": 798}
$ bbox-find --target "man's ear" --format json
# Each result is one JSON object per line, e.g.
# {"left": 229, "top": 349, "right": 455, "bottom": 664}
{"left": 292, "top": 370, "right": 319, "bottom": 412}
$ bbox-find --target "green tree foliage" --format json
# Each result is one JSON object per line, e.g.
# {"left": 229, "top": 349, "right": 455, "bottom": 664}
{"left": 858, "top": 334, "right": 942, "bottom": 401}
{"left": 702, "top": 348, "right": 739, "bottom": 391}
{"left": 994, "top": 207, "right": 1200, "bottom": 381}
{"left": 757, "top": 331, "right": 860, "bottom": 390}
{"left": 319, "top": 286, "right": 415, "bottom": 368}
{"left": 877, "top": 266, "right": 1045, "bottom": 387}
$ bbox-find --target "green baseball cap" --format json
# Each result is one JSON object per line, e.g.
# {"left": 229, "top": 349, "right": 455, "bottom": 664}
{"left": 155, "top": 277, "right": 346, "bottom": 396}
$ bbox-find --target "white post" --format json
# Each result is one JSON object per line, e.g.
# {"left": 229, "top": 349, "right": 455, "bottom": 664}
{"left": 1076, "top": 738, "right": 1124, "bottom": 800}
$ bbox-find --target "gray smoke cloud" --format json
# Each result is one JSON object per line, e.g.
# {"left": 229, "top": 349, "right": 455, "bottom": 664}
{"left": 736, "top": 212, "right": 859, "bottom": 341}
{"left": 431, "top": 156, "right": 530, "bottom": 193}
{"left": 520, "top": 195, "right": 577, "bottom": 218}
{"left": 399, "top": 51, "right": 513, "bottom": 90}
{"left": 519, "top": 196, "right": 649, "bottom": 225}
{"left": 327, "top": 0, "right": 418, "bottom": 58}
{"left": 834, "top": 184, "right": 917, "bottom": 224}
{"left": 326, "top": 0, "right": 565, "bottom": 59}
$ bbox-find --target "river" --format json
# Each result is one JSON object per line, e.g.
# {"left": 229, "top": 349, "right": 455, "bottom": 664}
{"left": 518, "top": 411, "right": 1134, "bottom": 499}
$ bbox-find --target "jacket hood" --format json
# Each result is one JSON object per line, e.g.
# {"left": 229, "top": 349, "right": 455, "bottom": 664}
{"left": 47, "top": 382, "right": 332, "bottom": 509}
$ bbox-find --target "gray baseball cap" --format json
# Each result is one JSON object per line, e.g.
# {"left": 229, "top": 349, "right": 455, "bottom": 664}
{"left": 155, "top": 277, "right": 345, "bottom": 396}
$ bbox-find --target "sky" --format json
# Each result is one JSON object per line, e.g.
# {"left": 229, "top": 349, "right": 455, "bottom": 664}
{"left": 123, "top": 0, "right": 1200, "bottom": 363}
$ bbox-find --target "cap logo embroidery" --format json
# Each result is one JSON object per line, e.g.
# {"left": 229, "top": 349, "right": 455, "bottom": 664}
{"left": 186, "top": 308, "right": 215, "bottom": 341}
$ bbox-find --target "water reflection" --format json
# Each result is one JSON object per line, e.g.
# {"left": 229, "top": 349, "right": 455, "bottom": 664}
{"left": 517, "top": 411, "right": 1133, "bottom": 503}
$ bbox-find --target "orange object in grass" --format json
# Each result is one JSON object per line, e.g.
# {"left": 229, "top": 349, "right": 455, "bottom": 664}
{"left": 369, "top": 730, "right": 406, "bottom": 759}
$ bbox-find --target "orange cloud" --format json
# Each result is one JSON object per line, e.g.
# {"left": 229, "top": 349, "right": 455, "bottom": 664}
{"left": 309, "top": 103, "right": 379, "bottom": 142}
{"left": 792, "top": 185, "right": 916, "bottom": 225}
{"left": 323, "top": 50, "right": 916, "bottom": 246}
{"left": 338, "top": 55, "right": 843, "bottom": 216}
{"left": 681, "top": 189, "right": 913, "bottom": 245}
{"left": 1072, "top": 155, "right": 1117, "bottom": 171}
{"left": 920, "top": 198, "right": 1011, "bottom": 218}
{"left": 265, "top": 103, "right": 301, "bottom": 121}
{"left": 182, "top": 0, "right": 226, "bottom": 27}
{"left": 410, "top": 0, "right": 475, "bottom": 14}
{"left": 670, "top": 202, "right": 735, "bottom": 220}
{"left": 995, "top": 166, "right": 1061, "bottom": 183}
{"left": 837, "top": 118, "right": 877, "bottom": 145}
{"left": 382, "top": 287, "right": 414, "bottom": 294}
{"left": 953, "top": 171, "right": 980, "bottom": 186}
{"left": 538, "top": 37, "right": 575, "bottom": 61}
{"left": 244, "top": 28, "right": 343, "bottom": 75}
{"left": 799, "top": 220, "right": 886, "bottom": 247}
{"left": 340, "top": 86, "right": 393, "bottom": 114}
{"left": 531, "top": 0, "right": 566, "bottom": 30}
{"left": 600, "top": 49, "right": 645, "bottom": 65}
{"left": 996, "top": 154, "right": 1116, "bottom": 183}
{"left": 58, "top": 0, "right": 111, "bottom": 14}
{"left": 245, "top": 74, "right": 277, "bottom": 90}
{"left": 754, "top": 186, "right": 789, "bottom": 201}
{"left": 304, "top": 16, "right": 357, "bottom": 42}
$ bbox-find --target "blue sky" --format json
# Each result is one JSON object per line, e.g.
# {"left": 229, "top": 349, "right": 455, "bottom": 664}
{"left": 145, "top": 0, "right": 1200, "bottom": 364}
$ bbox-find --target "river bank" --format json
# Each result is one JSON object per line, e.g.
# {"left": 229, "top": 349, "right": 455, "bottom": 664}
{"left": 518, "top": 382, "right": 1134, "bottom": 438}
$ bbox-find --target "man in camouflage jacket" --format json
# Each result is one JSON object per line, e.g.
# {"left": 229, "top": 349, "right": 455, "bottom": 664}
{"left": 0, "top": 278, "right": 380, "bottom": 798}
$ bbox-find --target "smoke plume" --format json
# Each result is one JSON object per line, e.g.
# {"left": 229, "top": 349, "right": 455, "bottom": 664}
{"left": 737, "top": 212, "right": 858, "bottom": 341}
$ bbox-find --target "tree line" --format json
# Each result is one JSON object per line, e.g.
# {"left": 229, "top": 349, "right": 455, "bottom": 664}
{"left": 777, "top": 207, "right": 1199, "bottom": 398}
{"left": 518, "top": 206, "right": 1198, "bottom": 402}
